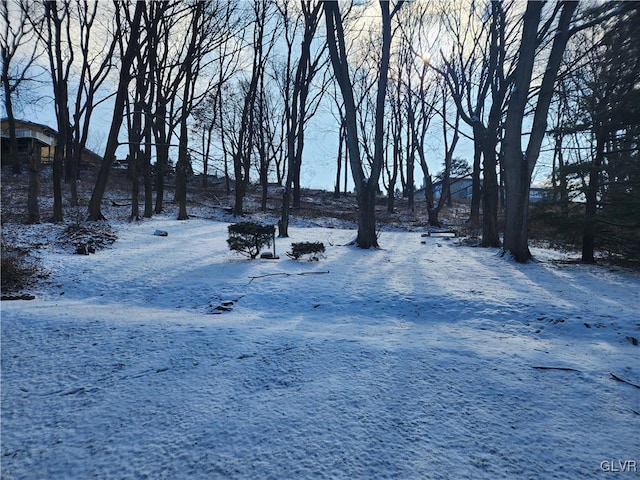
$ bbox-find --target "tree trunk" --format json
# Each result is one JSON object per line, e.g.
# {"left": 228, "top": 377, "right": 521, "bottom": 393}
{"left": 2, "top": 80, "right": 20, "bottom": 174}
{"left": 260, "top": 165, "right": 268, "bottom": 212}
{"left": 334, "top": 122, "right": 344, "bottom": 198}
{"left": 142, "top": 72, "right": 154, "bottom": 218}
{"left": 175, "top": 102, "right": 189, "bottom": 221}
{"left": 44, "top": 0, "right": 69, "bottom": 223}
{"left": 154, "top": 144, "right": 168, "bottom": 214}
{"left": 502, "top": 2, "right": 541, "bottom": 261}
{"left": 417, "top": 141, "right": 438, "bottom": 227}
{"left": 356, "top": 183, "right": 379, "bottom": 248}
{"left": 175, "top": 152, "right": 188, "bottom": 220}
{"left": 406, "top": 156, "right": 414, "bottom": 212}
{"left": 581, "top": 133, "right": 604, "bottom": 263}
{"left": 128, "top": 75, "right": 144, "bottom": 221}
{"left": 143, "top": 129, "right": 153, "bottom": 218}
{"left": 232, "top": 148, "right": 246, "bottom": 216}
{"left": 362, "top": 1, "right": 399, "bottom": 246}
{"left": 558, "top": 147, "right": 568, "bottom": 218}
{"left": 387, "top": 128, "right": 399, "bottom": 214}
{"left": 278, "top": 186, "right": 291, "bottom": 238}
{"left": 201, "top": 129, "right": 208, "bottom": 189}
{"left": 481, "top": 133, "right": 500, "bottom": 247}
{"left": 130, "top": 154, "right": 140, "bottom": 220}
{"left": 27, "top": 139, "right": 40, "bottom": 224}
{"left": 292, "top": 165, "right": 302, "bottom": 208}
{"left": 154, "top": 101, "right": 168, "bottom": 215}
{"left": 469, "top": 133, "right": 482, "bottom": 227}
{"left": 425, "top": 174, "right": 438, "bottom": 227}
{"left": 52, "top": 137, "right": 64, "bottom": 223}
{"left": 66, "top": 130, "right": 79, "bottom": 207}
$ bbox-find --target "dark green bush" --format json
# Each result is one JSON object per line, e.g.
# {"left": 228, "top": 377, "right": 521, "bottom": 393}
{"left": 227, "top": 222, "right": 275, "bottom": 259}
{"left": 287, "top": 241, "right": 325, "bottom": 261}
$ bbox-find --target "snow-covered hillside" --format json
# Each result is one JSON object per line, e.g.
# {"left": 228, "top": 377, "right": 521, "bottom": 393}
{"left": 2, "top": 216, "right": 639, "bottom": 479}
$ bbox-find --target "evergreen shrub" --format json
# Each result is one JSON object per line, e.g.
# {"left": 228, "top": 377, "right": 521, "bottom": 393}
{"left": 227, "top": 222, "right": 275, "bottom": 259}
{"left": 287, "top": 241, "right": 325, "bottom": 261}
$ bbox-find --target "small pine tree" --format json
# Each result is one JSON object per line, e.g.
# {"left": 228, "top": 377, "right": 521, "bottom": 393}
{"left": 227, "top": 222, "right": 275, "bottom": 259}
{"left": 287, "top": 241, "right": 325, "bottom": 261}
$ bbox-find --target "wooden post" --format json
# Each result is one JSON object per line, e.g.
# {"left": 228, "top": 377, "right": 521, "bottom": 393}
{"left": 273, "top": 231, "right": 276, "bottom": 257}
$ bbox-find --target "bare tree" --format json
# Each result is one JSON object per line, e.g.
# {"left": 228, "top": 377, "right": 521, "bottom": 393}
{"left": 88, "top": 0, "right": 144, "bottom": 221}
{"left": 436, "top": 0, "right": 513, "bottom": 245}
{"left": 29, "top": 1, "right": 117, "bottom": 219}
{"left": 120, "top": 1, "right": 240, "bottom": 218}
{"left": 431, "top": 82, "right": 460, "bottom": 225}
{"left": 1, "top": 0, "right": 41, "bottom": 176}
{"left": 502, "top": 1, "right": 577, "bottom": 262}
{"left": 139, "top": 1, "right": 161, "bottom": 218}
{"left": 174, "top": 2, "right": 206, "bottom": 220}
{"left": 41, "top": 0, "right": 73, "bottom": 222}
{"left": 232, "top": 0, "right": 280, "bottom": 216}
{"left": 2, "top": 0, "right": 44, "bottom": 224}
{"left": 191, "top": 94, "right": 218, "bottom": 189}
{"left": 324, "top": 0, "right": 404, "bottom": 248}
{"left": 278, "top": 0, "right": 326, "bottom": 237}
{"left": 145, "top": 0, "right": 200, "bottom": 216}
{"left": 123, "top": 4, "right": 149, "bottom": 221}
{"left": 330, "top": 87, "right": 348, "bottom": 197}
{"left": 385, "top": 74, "right": 403, "bottom": 213}
{"left": 173, "top": 1, "right": 243, "bottom": 220}
{"left": 67, "top": 1, "right": 117, "bottom": 207}
{"left": 191, "top": 34, "right": 242, "bottom": 192}
{"left": 413, "top": 66, "right": 440, "bottom": 225}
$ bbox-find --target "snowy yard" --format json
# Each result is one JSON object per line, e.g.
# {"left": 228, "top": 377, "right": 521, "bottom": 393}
{"left": 2, "top": 216, "right": 639, "bottom": 479}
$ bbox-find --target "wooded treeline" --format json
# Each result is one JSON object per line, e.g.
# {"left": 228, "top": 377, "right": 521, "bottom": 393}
{"left": 2, "top": 0, "right": 638, "bottom": 263}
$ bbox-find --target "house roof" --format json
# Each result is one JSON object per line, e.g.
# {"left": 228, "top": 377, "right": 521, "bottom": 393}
{"left": 1, "top": 118, "right": 103, "bottom": 162}
{"left": 431, "top": 176, "right": 474, "bottom": 188}
{"left": 1, "top": 118, "right": 58, "bottom": 136}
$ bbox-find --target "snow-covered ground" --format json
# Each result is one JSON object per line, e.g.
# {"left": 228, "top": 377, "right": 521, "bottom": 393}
{"left": 2, "top": 214, "right": 639, "bottom": 479}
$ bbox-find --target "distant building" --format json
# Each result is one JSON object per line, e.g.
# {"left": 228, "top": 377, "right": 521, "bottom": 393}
{"left": 528, "top": 186, "right": 551, "bottom": 203}
{"left": 420, "top": 176, "right": 550, "bottom": 203}
{"left": 414, "top": 177, "right": 474, "bottom": 202}
{"left": 1, "top": 118, "right": 56, "bottom": 166}
{"left": 1, "top": 118, "right": 103, "bottom": 169}
{"left": 432, "top": 177, "right": 474, "bottom": 201}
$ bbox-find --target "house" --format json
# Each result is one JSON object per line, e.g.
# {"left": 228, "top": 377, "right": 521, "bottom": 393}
{"left": 1, "top": 118, "right": 56, "bottom": 166}
{"left": 528, "top": 186, "right": 551, "bottom": 203}
{"left": 1, "top": 118, "right": 103, "bottom": 169}
{"left": 413, "top": 177, "right": 474, "bottom": 202}
{"left": 432, "top": 177, "right": 474, "bottom": 201}
{"left": 421, "top": 176, "right": 551, "bottom": 203}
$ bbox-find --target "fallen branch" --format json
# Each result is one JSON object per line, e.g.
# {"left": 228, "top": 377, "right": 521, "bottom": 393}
{"left": 61, "top": 387, "right": 87, "bottom": 396}
{"left": 533, "top": 366, "right": 578, "bottom": 371}
{"left": 610, "top": 373, "right": 640, "bottom": 389}
{"left": 247, "top": 271, "right": 329, "bottom": 284}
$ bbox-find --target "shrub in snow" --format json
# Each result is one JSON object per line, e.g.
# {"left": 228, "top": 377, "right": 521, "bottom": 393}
{"left": 0, "top": 244, "right": 44, "bottom": 294}
{"left": 227, "top": 222, "right": 275, "bottom": 259}
{"left": 287, "top": 241, "right": 325, "bottom": 261}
